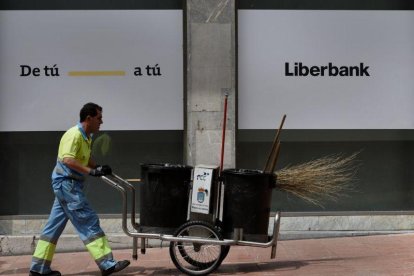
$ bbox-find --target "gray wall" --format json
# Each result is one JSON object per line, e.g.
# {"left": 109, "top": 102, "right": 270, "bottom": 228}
{"left": 0, "top": 131, "right": 183, "bottom": 215}
{"left": 238, "top": 130, "right": 414, "bottom": 212}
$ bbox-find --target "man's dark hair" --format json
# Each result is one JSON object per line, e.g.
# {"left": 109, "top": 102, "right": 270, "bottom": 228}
{"left": 80, "top": 102, "right": 102, "bottom": 122}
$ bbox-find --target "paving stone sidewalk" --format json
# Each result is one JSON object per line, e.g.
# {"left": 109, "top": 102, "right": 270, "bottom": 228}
{"left": 1, "top": 234, "right": 414, "bottom": 275}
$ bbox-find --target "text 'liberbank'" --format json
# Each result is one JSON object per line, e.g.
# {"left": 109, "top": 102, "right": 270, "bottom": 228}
{"left": 285, "top": 62, "right": 370, "bottom": 77}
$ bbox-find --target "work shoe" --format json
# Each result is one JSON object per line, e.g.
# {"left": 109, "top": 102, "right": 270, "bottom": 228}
{"left": 101, "top": 260, "right": 130, "bottom": 276}
{"left": 29, "top": 271, "right": 61, "bottom": 276}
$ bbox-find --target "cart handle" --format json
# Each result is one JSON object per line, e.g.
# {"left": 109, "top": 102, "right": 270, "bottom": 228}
{"left": 102, "top": 174, "right": 141, "bottom": 231}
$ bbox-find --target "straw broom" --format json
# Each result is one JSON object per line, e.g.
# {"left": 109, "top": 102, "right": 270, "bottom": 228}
{"left": 275, "top": 152, "right": 360, "bottom": 207}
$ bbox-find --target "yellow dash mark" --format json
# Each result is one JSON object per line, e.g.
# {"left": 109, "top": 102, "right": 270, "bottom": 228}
{"left": 68, "top": 71, "right": 126, "bottom": 76}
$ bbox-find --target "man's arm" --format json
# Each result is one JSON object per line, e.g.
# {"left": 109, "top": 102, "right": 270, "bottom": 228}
{"left": 88, "top": 157, "right": 97, "bottom": 170}
{"left": 63, "top": 157, "right": 111, "bottom": 177}
{"left": 63, "top": 157, "right": 92, "bottom": 175}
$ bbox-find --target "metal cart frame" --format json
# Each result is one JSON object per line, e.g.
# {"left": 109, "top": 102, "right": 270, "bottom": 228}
{"left": 102, "top": 173, "right": 281, "bottom": 275}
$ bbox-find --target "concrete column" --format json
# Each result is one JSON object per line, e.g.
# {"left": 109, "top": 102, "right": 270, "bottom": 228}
{"left": 184, "top": 0, "right": 236, "bottom": 168}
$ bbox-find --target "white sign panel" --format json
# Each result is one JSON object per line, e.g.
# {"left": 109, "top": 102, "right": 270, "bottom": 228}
{"left": 238, "top": 10, "right": 414, "bottom": 129}
{"left": 0, "top": 10, "right": 183, "bottom": 131}
{"left": 191, "top": 166, "right": 214, "bottom": 214}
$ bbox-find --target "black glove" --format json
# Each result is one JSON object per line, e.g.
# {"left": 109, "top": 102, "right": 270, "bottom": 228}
{"left": 89, "top": 165, "right": 112, "bottom": 177}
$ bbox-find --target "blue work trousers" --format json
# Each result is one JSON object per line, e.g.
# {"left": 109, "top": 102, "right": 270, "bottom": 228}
{"left": 30, "top": 178, "right": 116, "bottom": 274}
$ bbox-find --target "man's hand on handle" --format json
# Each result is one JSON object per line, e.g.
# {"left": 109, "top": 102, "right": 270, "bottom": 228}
{"left": 89, "top": 165, "right": 112, "bottom": 177}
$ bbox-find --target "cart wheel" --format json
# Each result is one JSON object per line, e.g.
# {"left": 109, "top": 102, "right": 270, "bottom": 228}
{"left": 169, "top": 220, "right": 225, "bottom": 275}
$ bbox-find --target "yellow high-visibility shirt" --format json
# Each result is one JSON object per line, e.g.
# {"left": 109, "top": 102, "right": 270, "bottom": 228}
{"left": 58, "top": 124, "right": 91, "bottom": 166}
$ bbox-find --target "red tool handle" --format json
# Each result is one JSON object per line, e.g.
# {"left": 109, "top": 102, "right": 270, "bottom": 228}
{"left": 220, "top": 94, "right": 228, "bottom": 174}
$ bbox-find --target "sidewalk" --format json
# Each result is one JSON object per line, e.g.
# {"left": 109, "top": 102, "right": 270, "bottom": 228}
{"left": 1, "top": 234, "right": 414, "bottom": 275}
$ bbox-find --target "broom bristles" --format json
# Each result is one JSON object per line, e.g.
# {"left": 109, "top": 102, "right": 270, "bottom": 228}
{"left": 275, "top": 152, "right": 360, "bottom": 207}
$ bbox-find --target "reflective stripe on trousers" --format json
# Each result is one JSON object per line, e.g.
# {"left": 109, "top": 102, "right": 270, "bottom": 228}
{"left": 30, "top": 179, "right": 116, "bottom": 274}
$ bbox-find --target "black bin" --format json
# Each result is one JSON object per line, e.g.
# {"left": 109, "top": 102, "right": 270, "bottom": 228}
{"left": 222, "top": 169, "right": 276, "bottom": 242}
{"left": 140, "top": 163, "right": 192, "bottom": 234}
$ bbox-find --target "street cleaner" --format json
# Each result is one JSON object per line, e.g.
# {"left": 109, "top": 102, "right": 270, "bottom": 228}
{"left": 29, "top": 103, "right": 130, "bottom": 276}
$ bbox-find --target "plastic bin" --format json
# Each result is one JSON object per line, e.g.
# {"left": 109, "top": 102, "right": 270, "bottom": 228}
{"left": 139, "top": 163, "right": 192, "bottom": 234}
{"left": 222, "top": 169, "right": 276, "bottom": 242}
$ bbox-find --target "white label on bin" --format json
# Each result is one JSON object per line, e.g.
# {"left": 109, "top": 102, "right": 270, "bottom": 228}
{"left": 191, "top": 167, "right": 214, "bottom": 214}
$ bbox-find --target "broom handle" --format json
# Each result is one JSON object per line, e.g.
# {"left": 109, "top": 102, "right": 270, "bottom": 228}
{"left": 220, "top": 94, "right": 229, "bottom": 174}
{"left": 269, "top": 141, "right": 281, "bottom": 172}
{"left": 264, "top": 114, "right": 286, "bottom": 172}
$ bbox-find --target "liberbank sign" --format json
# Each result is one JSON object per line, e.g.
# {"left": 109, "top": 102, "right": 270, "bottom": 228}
{"left": 285, "top": 62, "right": 370, "bottom": 77}
{"left": 238, "top": 10, "right": 414, "bottom": 129}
